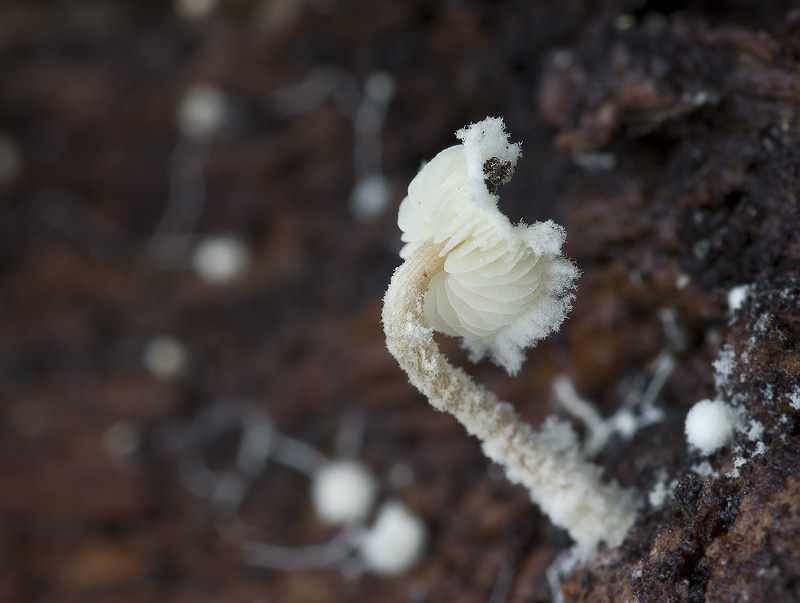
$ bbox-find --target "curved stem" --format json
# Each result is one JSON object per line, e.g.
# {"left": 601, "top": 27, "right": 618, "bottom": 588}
{"left": 382, "top": 240, "right": 637, "bottom": 550}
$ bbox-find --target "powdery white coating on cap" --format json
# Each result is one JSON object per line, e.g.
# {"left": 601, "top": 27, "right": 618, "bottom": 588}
{"left": 359, "top": 500, "right": 426, "bottom": 575}
{"left": 455, "top": 116, "right": 521, "bottom": 201}
{"left": 397, "top": 118, "right": 578, "bottom": 374}
{"left": 192, "top": 235, "right": 250, "bottom": 284}
{"left": 311, "top": 460, "right": 378, "bottom": 526}
{"left": 685, "top": 399, "right": 741, "bottom": 455}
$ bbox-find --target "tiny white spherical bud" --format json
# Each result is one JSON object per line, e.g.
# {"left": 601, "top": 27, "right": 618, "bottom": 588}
{"left": 192, "top": 235, "right": 250, "bottom": 285}
{"left": 727, "top": 284, "right": 749, "bottom": 313}
{"left": 177, "top": 84, "right": 227, "bottom": 139}
{"left": 143, "top": 335, "right": 188, "bottom": 380}
{"left": 359, "top": 500, "right": 426, "bottom": 575}
{"left": 350, "top": 174, "right": 390, "bottom": 221}
{"left": 685, "top": 399, "right": 740, "bottom": 455}
{"left": 311, "top": 460, "right": 378, "bottom": 526}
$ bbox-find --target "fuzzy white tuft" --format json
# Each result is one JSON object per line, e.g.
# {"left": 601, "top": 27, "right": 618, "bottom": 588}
{"left": 727, "top": 284, "right": 750, "bottom": 313}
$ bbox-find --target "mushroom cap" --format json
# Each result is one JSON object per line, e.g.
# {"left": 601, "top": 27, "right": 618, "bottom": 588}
{"left": 397, "top": 118, "right": 579, "bottom": 374}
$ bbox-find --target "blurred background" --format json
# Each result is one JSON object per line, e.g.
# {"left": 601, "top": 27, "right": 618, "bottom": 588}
{"left": 3, "top": 1, "right": 799, "bottom": 602}
{"left": 0, "top": 1, "right": 583, "bottom": 601}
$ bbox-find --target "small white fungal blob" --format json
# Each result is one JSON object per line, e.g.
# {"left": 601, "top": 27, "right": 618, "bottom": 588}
{"left": 192, "top": 235, "right": 250, "bottom": 284}
{"left": 143, "top": 335, "right": 188, "bottom": 380}
{"left": 727, "top": 284, "right": 750, "bottom": 313}
{"left": 747, "top": 419, "right": 764, "bottom": 441}
{"left": 177, "top": 84, "right": 227, "bottom": 139}
{"left": 350, "top": 174, "right": 391, "bottom": 221}
{"left": 175, "top": 0, "right": 217, "bottom": 20}
{"left": 787, "top": 386, "right": 800, "bottom": 410}
{"left": 397, "top": 117, "right": 579, "bottom": 374}
{"left": 648, "top": 477, "right": 669, "bottom": 509}
{"left": 692, "top": 460, "right": 715, "bottom": 477}
{"left": 685, "top": 399, "right": 740, "bottom": 455}
{"left": 359, "top": 500, "right": 426, "bottom": 575}
{"left": 311, "top": 460, "right": 378, "bottom": 526}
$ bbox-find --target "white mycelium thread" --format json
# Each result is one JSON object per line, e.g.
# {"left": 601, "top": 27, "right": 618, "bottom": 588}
{"left": 383, "top": 118, "right": 637, "bottom": 550}
{"left": 398, "top": 117, "right": 579, "bottom": 374}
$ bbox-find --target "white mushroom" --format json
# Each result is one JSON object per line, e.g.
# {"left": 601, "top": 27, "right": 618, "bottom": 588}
{"left": 382, "top": 118, "right": 637, "bottom": 550}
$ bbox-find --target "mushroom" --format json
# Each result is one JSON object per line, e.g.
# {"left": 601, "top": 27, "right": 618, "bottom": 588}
{"left": 382, "top": 118, "right": 636, "bottom": 550}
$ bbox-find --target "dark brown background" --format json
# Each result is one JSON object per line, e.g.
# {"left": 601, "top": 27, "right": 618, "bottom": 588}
{"left": 2, "top": 1, "right": 800, "bottom": 601}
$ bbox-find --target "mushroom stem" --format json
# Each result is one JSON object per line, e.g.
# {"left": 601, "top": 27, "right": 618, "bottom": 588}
{"left": 383, "top": 240, "right": 637, "bottom": 550}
